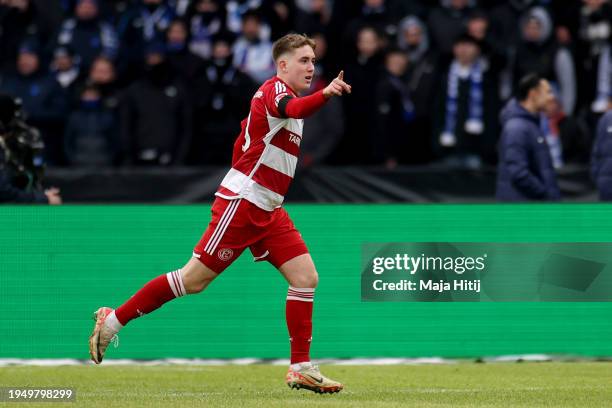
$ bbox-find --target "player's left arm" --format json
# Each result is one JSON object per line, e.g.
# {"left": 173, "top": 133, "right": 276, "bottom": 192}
{"left": 278, "top": 71, "right": 351, "bottom": 119}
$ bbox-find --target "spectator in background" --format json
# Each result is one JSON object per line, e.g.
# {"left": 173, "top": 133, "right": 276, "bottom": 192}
{"left": 433, "top": 34, "right": 500, "bottom": 168}
{"left": 489, "top": 0, "right": 537, "bottom": 52}
{"left": 294, "top": 0, "right": 330, "bottom": 35}
{"left": 185, "top": 0, "right": 224, "bottom": 59}
{"left": 344, "top": 0, "right": 398, "bottom": 43}
{"left": 119, "top": 42, "right": 191, "bottom": 165}
{"left": 332, "top": 25, "right": 383, "bottom": 164}
{"left": 427, "top": 0, "right": 475, "bottom": 60}
{"left": 232, "top": 10, "right": 274, "bottom": 84}
{"left": 116, "top": 0, "right": 175, "bottom": 81}
{"left": 189, "top": 33, "right": 255, "bottom": 165}
{"left": 541, "top": 88, "right": 590, "bottom": 168}
{"left": 397, "top": 15, "right": 431, "bottom": 67}
{"left": 55, "top": 0, "right": 118, "bottom": 73}
{"left": 87, "top": 56, "right": 120, "bottom": 111}
{"left": 165, "top": 18, "right": 206, "bottom": 83}
{"left": 64, "top": 83, "right": 118, "bottom": 166}
{"left": 591, "top": 103, "right": 612, "bottom": 200}
{"left": 496, "top": 74, "right": 561, "bottom": 202}
{"left": 466, "top": 10, "right": 506, "bottom": 74}
{"left": 0, "top": 42, "right": 68, "bottom": 165}
{"left": 375, "top": 48, "right": 414, "bottom": 168}
{"left": 397, "top": 15, "right": 438, "bottom": 164}
{"left": 512, "top": 7, "right": 576, "bottom": 114}
{"left": 50, "top": 46, "right": 80, "bottom": 91}
{"left": 261, "top": 0, "right": 295, "bottom": 41}
{"left": 488, "top": 0, "right": 540, "bottom": 100}
{"left": 574, "top": 0, "right": 612, "bottom": 114}
{"left": 0, "top": 0, "right": 60, "bottom": 71}
{"left": 225, "top": 0, "right": 267, "bottom": 37}
{"left": 299, "top": 33, "right": 344, "bottom": 167}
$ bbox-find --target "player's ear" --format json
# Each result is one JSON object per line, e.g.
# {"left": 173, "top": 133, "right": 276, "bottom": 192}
{"left": 278, "top": 59, "right": 288, "bottom": 73}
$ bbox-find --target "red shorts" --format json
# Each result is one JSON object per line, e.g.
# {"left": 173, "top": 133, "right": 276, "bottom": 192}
{"left": 193, "top": 197, "right": 309, "bottom": 273}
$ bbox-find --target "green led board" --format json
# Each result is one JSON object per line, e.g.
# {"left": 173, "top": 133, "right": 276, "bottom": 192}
{"left": 1, "top": 204, "right": 611, "bottom": 359}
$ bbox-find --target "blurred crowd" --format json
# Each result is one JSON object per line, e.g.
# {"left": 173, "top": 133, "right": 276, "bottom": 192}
{"left": 0, "top": 0, "right": 609, "bottom": 169}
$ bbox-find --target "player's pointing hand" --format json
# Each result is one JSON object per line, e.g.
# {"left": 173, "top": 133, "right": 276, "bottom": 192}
{"left": 323, "top": 70, "right": 352, "bottom": 98}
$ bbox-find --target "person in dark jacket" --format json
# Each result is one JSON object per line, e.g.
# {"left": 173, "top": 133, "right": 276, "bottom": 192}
{"left": 332, "top": 25, "right": 384, "bottom": 164}
{"left": 119, "top": 42, "right": 191, "bottom": 165}
{"left": 165, "top": 18, "right": 206, "bottom": 84}
{"left": 184, "top": 0, "right": 225, "bottom": 60}
{"left": 115, "top": 0, "right": 175, "bottom": 82}
{"left": 591, "top": 108, "right": 612, "bottom": 200}
{"left": 496, "top": 73, "right": 561, "bottom": 201}
{"left": 0, "top": 0, "right": 61, "bottom": 71}
{"left": 55, "top": 0, "right": 119, "bottom": 73}
{"left": 189, "top": 32, "right": 255, "bottom": 165}
{"left": 375, "top": 48, "right": 414, "bottom": 167}
{"left": 64, "top": 83, "right": 119, "bottom": 166}
{"left": 427, "top": 0, "right": 475, "bottom": 60}
{"left": 512, "top": 7, "right": 576, "bottom": 114}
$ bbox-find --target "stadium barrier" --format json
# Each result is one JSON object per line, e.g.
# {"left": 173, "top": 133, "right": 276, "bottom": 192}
{"left": 45, "top": 165, "right": 597, "bottom": 203}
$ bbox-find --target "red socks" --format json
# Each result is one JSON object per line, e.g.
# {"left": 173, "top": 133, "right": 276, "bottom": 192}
{"left": 115, "top": 270, "right": 185, "bottom": 326}
{"left": 286, "top": 287, "right": 315, "bottom": 364}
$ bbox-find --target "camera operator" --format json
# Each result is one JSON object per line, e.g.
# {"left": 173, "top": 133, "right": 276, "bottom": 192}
{"left": 0, "top": 94, "right": 61, "bottom": 204}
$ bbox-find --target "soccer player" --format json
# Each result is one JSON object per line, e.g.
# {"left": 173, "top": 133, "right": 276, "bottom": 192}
{"left": 89, "top": 33, "right": 351, "bottom": 394}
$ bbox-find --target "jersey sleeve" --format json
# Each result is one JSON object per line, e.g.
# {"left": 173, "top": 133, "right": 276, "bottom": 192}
{"left": 263, "top": 80, "right": 291, "bottom": 118}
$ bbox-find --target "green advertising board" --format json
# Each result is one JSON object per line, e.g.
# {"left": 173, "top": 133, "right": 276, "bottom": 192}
{"left": 1, "top": 204, "right": 612, "bottom": 359}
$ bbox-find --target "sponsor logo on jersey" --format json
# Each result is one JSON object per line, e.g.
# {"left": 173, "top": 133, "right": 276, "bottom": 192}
{"left": 218, "top": 248, "right": 234, "bottom": 261}
{"left": 289, "top": 134, "right": 302, "bottom": 146}
{"left": 253, "top": 91, "right": 263, "bottom": 99}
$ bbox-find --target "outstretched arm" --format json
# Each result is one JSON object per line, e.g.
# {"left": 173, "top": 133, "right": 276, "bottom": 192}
{"left": 278, "top": 71, "right": 352, "bottom": 119}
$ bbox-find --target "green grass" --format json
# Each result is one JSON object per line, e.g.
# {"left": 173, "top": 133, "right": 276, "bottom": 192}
{"left": 0, "top": 363, "right": 611, "bottom": 407}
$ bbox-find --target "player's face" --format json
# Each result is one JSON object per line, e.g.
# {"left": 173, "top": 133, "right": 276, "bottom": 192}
{"left": 285, "top": 45, "right": 316, "bottom": 93}
{"left": 534, "top": 80, "right": 554, "bottom": 112}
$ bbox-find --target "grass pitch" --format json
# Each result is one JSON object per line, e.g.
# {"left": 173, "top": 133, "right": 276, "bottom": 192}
{"left": 0, "top": 362, "right": 611, "bottom": 407}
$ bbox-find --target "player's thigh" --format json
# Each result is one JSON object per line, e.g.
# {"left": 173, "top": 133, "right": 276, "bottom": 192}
{"left": 250, "top": 208, "right": 316, "bottom": 287}
{"left": 193, "top": 198, "right": 251, "bottom": 273}
{"left": 181, "top": 256, "right": 219, "bottom": 294}
{"left": 278, "top": 253, "right": 319, "bottom": 288}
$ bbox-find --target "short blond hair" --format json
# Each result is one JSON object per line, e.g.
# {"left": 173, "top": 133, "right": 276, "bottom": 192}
{"left": 272, "top": 33, "right": 316, "bottom": 62}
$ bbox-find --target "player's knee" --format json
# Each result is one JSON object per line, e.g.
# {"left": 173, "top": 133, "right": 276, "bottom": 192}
{"left": 181, "top": 258, "right": 218, "bottom": 294}
{"left": 184, "top": 279, "right": 207, "bottom": 294}
{"left": 310, "top": 271, "right": 319, "bottom": 288}
{"left": 291, "top": 270, "right": 318, "bottom": 288}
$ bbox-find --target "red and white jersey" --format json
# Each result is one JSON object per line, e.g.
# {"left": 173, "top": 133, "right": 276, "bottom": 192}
{"left": 216, "top": 76, "right": 304, "bottom": 211}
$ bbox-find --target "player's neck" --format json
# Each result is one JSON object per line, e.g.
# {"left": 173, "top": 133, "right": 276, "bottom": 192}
{"left": 276, "top": 73, "right": 299, "bottom": 95}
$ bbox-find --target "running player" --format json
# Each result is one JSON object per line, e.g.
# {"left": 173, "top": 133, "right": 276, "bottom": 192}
{"left": 89, "top": 33, "right": 351, "bottom": 394}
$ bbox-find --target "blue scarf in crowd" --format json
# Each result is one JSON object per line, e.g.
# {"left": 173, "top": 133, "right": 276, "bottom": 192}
{"left": 440, "top": 60, "right": 484, "bottom": 147}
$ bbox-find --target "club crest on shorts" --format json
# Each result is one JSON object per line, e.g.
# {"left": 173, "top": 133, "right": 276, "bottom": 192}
{"left": 218, "top": 248, "right": 234, "bottom": 261}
